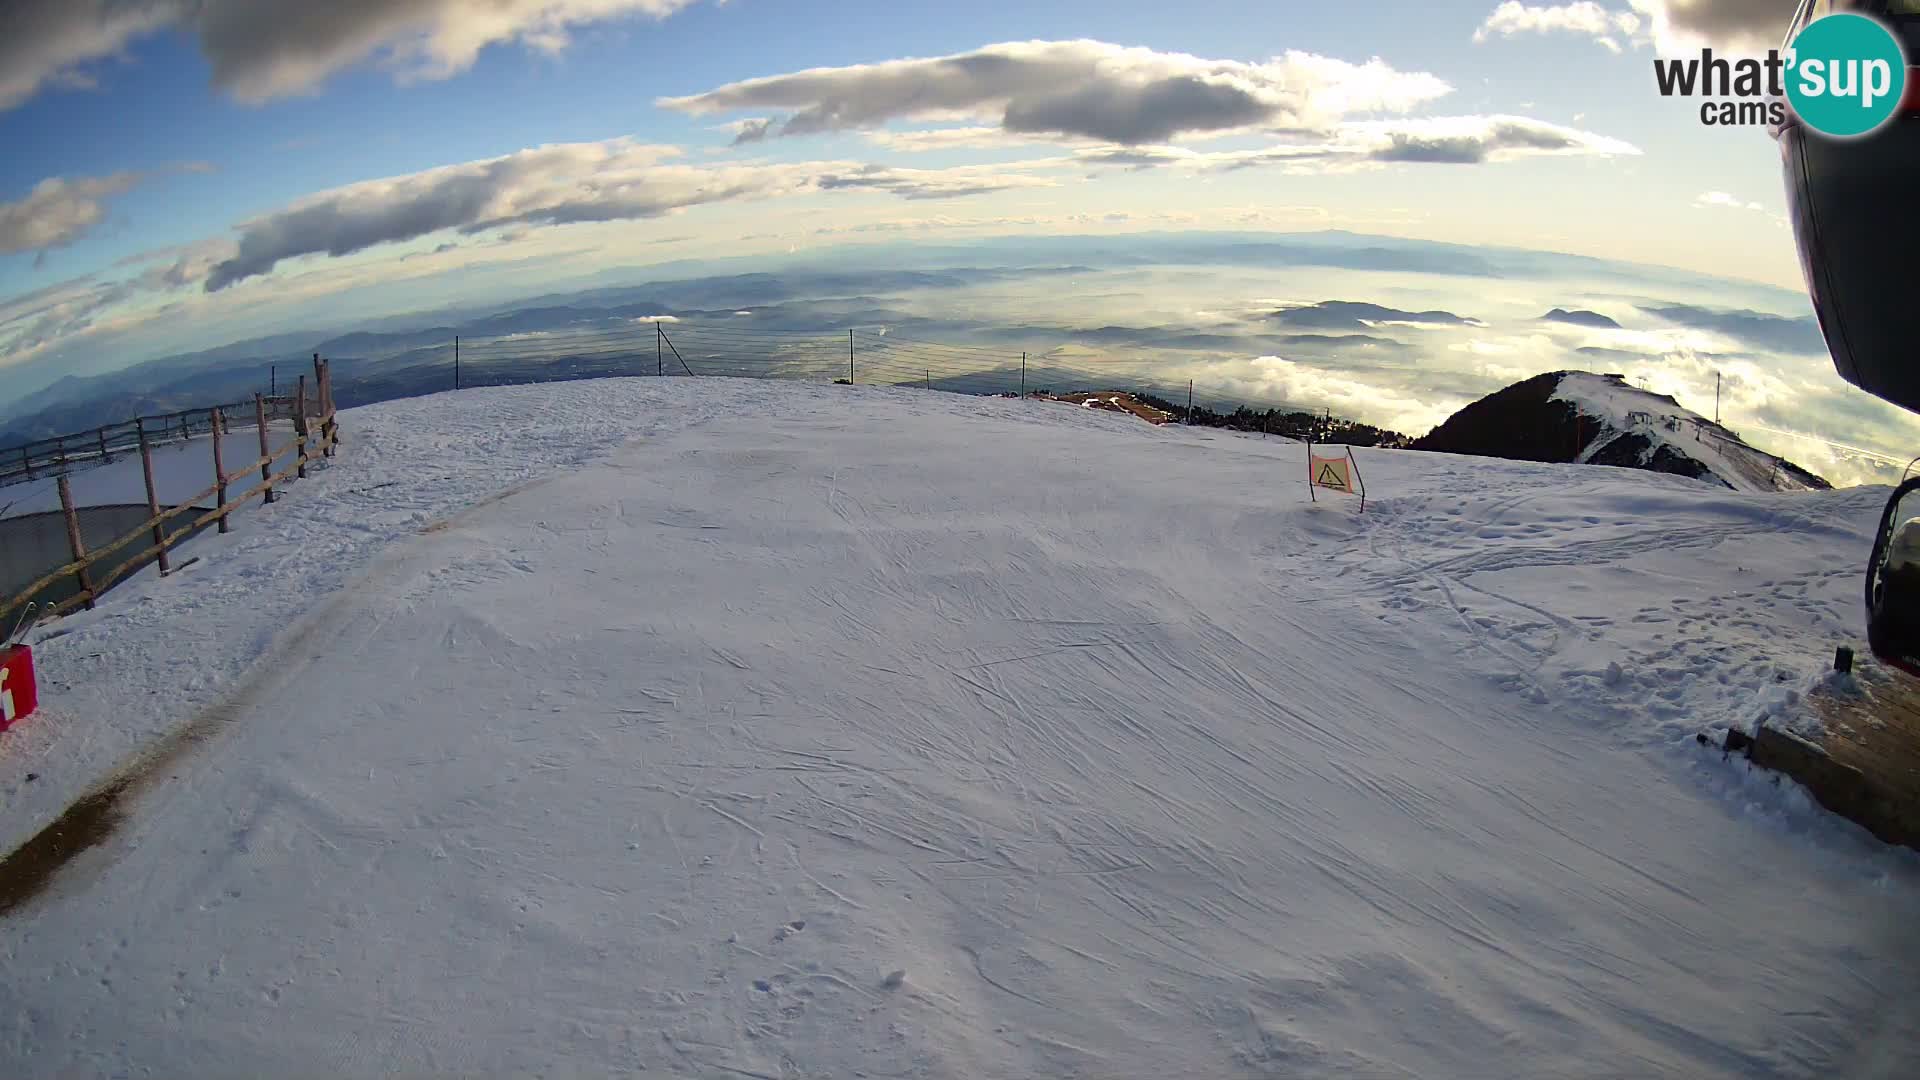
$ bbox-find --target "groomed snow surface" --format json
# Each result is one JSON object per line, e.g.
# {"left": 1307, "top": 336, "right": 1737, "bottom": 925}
{"left": 3, "top": 378, "right": 1916, "bottom": 1078}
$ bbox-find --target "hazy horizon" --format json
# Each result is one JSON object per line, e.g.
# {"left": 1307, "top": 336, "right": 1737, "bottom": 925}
{"left": 7, "top": 0, "right": 1903, "bottom": 482}
{"left": 9, "top": 225, "right": 1914, "bottom": 488}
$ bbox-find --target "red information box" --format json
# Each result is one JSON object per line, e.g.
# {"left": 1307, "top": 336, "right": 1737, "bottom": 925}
{"left": 1, "top": 644, "right": 37, "bottom": 732}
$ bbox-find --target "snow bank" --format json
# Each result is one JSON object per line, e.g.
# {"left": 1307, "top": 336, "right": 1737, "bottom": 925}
{"left": 2, "top": 377, "right": 1915, "bottom": 1078}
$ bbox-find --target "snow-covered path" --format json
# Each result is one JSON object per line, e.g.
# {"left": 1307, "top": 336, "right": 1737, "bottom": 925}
{"left": 3, "top": 380, "right": 1916, "bottom": 1077}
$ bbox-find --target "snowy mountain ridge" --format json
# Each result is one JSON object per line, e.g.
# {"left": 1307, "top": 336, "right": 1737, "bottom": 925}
{"left": 1553, "top": 372, "right": 1828, "bottom": 493}
{"left": 1414, "top": 370, "right": 1829, "bottom": 492}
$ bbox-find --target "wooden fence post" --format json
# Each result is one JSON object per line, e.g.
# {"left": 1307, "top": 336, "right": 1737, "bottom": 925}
{"left": 255, "top": 393, "right": 274, "bottom": 504}
{"left": 329, "top": 360, "right": 339, "bottom": 454}
{"left": 211, "top": 407, "right": 230, "bottom": 534}
{"left": 58, "top": 476, "right": 95, "bottom": 611}
{"left": 320, "top": 359, "right": 337, "bottom": 456}
{"left": 139, "top": 426, "right": 170, "bottom": 575}
{"left": 311, "top": 354, "right": 330, "bottom": 459}
{"left": 295, "top": 374, "right": 309, "bottom": 479}
{"left": 20, "top": 444, "right": 32, "bottom": 480}
{"left": 98, "top": 426, "right": 109, "bottom": 461}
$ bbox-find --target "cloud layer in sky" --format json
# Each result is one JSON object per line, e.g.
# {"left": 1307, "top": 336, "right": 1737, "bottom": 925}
{"left": 1076, "top": 114, "right": 1638, "bottom": 170}
{"left": 0, "top": 173, "right": 143, "bottom": 257}
{"left": 0, "top": 29, "right": 1664, "bottom": 385}
{"left": 0, "top": 0, "right": 702, "bottom": 111}
{"left": 1651, "top": 0, "right": 1797, "bottom": 50}
{"left": 1475, "top": 2, "right": 1644, "bottom": 52}
{"left": 0, "top": 1, "right": 1806, "bottom": 117}
{"left": 1475, "top": 1, "right": 1797, "bottom": 54}
{"left": 0, "top": 1, "right": 177, "bottom": 111}
{"left": 199, "top": 141, "right": 1064, "bottom": 290}
{"left": 661, "top": 40, "right": 1455, "bottom": 145}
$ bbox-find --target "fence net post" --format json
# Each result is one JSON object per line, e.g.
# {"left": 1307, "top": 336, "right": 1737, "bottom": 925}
{"left": 139, "top": 426, "right": 171, "bottom": 575}
{"left": 1306, "top": 436, "right": 1317, "bottom": 503}
{"left": 58, "top": 476, "right": 95, "bottom": 611}
{"left": 312, "top": 353, "right": 333, "bottom": 458}
{"left": 255, "top": 393, "right": 274, "bottom": 504}
{"left": 294, "top": 374, "right": 309, "bottom": 480}
{"left": 322, "top": 359, "right": 338, "bottom": 456}
{"left": 212, "top": 407, "right": 230, "bottom": 534}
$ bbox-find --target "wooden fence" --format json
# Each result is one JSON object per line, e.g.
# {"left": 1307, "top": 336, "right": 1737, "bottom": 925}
{"left": 3, "top": 397, "right": 280, "bottom": 491}
{"left": 0, "top": 356, "right": 339, "bottom": 628}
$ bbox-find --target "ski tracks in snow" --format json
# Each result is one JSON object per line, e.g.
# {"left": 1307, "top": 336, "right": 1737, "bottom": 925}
{"left": 3, "top": 387, "right": 1918, "bottom": 1077}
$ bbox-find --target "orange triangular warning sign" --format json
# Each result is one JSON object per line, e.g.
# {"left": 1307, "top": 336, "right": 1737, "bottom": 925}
{"left": 1310, "top": 455, "right": 1352, "bottom": 493}
{"left": 1306, "top": 448, "right": 1364, "bottom": 509}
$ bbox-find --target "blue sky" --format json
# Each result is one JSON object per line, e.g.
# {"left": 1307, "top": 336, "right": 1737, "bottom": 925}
{"left": 0, "top": 0, "right": 1806, "bottom": 402}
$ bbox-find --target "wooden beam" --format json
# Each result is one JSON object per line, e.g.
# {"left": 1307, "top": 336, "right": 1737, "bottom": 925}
{"left": 256, "top": 393, "right": 274, "bottom": 504}
{"left": 295, "top": 374, "right": 308, "bottom": 480}
{"left": 139, "top": 426, "right": 170, "bottom": 575}
{"left": 211, "top": 407, "right": 230, "bottom": 535}
{"left": 58, "top": 476, "right": 95, "bottom": 611}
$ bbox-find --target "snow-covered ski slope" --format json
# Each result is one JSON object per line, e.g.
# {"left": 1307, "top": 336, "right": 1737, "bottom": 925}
{"left": 3, "top": 378, "right": 1916, "bottom": 1078}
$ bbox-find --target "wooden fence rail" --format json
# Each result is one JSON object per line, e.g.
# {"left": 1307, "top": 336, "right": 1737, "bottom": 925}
{"left": 0, "top": 357, "right": 337, "bottom": 627}
{"left": 0, "top": 390, "right": 312, "bottom": 491}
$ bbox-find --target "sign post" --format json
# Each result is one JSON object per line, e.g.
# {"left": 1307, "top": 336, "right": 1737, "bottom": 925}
{"left": 1, "top": 644, "right": 36, "bottom": 732}
{"left": 1306, "top": 440, "right": 1367, "bottom": 511}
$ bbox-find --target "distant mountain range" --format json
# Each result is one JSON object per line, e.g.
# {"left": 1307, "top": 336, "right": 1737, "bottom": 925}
{"left": 1542, "top": 308, "right": 1621, "bottom": 329}
{"left": 0, "top": 265, "right": 1116, "bottom": 445}
{"left": 1270, "top": 301, "right": 1480, "bottom": 330}
{"left": 1, "top": 230, "right": 1833, "bottom": 486}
